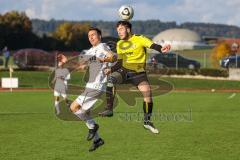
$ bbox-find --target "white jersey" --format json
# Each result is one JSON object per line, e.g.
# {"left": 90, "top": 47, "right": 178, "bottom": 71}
{"left": 76, "top": 43, "right": 114, "bottom": 110}
{"left": 54, "top": 67, "right": 70, "bottom": 94}
{"left": 84, "top": 43, "right": 111, "bottom": 91}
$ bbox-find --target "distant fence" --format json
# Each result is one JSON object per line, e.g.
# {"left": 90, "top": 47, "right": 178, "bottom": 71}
{"left": 1, "top": 48, "right": 239, "bottom": 72}
{"left": 149, "top": 51, "right": 211, "bottom": 70}
{"left": 9, "top": 49, "right": 81, "bottom": 69}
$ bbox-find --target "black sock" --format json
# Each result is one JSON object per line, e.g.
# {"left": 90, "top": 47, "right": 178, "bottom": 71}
{"left": 143, "top": 101, "right": 153, "bottom": 122}
{"left": 106, "top": 86, "right": 114, "bottom": 111}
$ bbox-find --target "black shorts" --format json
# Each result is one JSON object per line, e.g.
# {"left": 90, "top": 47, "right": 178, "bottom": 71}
{"left": 110, "top": 67, "right": 149, "bottom": 86}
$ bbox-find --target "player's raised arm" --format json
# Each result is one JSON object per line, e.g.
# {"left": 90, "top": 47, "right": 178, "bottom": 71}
{"left": 57, "top": 53, "right": 88, "bottom": 70}
{"left": 139, "top": 35, "right": 171, "bottom": 53}
{"left": 77, "top": 63, "right": 88, "bottom": 70}
{"left": 150, "top": 43, "right": 171, "bottom": 53}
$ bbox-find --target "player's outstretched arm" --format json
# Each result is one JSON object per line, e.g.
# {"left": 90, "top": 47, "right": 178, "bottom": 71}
{"left": 150, "top": 43, "right": 171, "bottom": 53}
{"left": 76, "top": 63, "right": 88, "bottom": 70}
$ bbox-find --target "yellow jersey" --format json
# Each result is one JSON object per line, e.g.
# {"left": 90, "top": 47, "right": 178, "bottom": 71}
{"left": 116, "top": 34, "right": 153, "bottom": 72}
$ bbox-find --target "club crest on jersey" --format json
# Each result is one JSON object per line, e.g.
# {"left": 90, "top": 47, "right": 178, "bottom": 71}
{"left": 119, "top": 41, "right": 136, "bottom": 50}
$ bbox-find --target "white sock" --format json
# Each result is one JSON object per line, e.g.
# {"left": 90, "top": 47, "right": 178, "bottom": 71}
{"left": 74, "top": 109, "right": 86, "bottom": 119}
{"left": 74, "top": 109, "right": 95, "bottom": 127}
{"left": 85, "top": 119, "right": 96, "bottom": 129}
{"left": 54, "top": 101, "right": 60, "bottom": 114}
{"left": 74, "top": 110, "right": 98, "bottom": 135}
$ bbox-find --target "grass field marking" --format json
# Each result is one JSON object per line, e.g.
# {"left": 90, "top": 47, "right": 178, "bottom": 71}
{"left": 227, "top": 93, "right": 236, "bottom": 99}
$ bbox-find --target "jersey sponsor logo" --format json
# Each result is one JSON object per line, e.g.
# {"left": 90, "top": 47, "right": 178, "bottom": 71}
{"left": 119, "top": 41, "right": 133, "bottom": 50}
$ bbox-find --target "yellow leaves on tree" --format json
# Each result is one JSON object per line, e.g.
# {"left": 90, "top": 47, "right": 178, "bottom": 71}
{"left": 0, "top": 11, "right": 32, "bottom": 32}
{"left": 53, "top": 22, "right": 90, "bottom": 48}
{"left": 211, "top": 42, "right": 231, "bottom": 67}
{"left": 53, "top": 23, "right": 73, "bottom": 45}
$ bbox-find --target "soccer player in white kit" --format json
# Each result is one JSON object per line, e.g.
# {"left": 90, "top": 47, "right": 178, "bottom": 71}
{"left": 59, "top": 27, "right": 117, "bottom": 152}
{"left": 52, "top": 59, "right": 70, "bottom": 115}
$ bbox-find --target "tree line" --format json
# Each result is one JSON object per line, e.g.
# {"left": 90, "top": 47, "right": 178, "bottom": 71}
{"left": 1, "top": 11, "right": 240, "bottom": 51}
{"left": 32, "top": 19, "right": 240, "bottom": 38}
{"left": 0, "top": 11, "right": 91, "bottom": 51}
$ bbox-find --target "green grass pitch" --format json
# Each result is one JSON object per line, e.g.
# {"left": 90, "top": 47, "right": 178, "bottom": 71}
{"left": 0, "top": 91, "right": 240, "bottom": 160}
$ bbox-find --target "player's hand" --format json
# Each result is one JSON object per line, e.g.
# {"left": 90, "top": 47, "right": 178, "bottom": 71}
{"left": 78, "top": 64, "right": 87, "bottom": 70}
{"left": 161, "top": 44, "right": 171, "bottom": 53}
{"left": 104, "top": 68, "right": 111, "bottom": 75}
{"left": 97, "top": 57, "right": 105, "bottom": 63}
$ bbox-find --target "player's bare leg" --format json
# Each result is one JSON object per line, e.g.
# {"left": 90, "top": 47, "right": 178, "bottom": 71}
{"left": 54, "top": 96, "right": 60, "bottom": 115}
{"left": 70, "top": 100, "right": 104, "bottom": 151}
{"left": 70, "top": 101, "right": 99, "bottom": 141}
{"left": 138, "top": 81, "right": 159, "bottom": 134}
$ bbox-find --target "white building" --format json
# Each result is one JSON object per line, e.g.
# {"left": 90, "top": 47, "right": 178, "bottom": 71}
{"left": 153, "top": 28, "right": 208, "bottom": 51}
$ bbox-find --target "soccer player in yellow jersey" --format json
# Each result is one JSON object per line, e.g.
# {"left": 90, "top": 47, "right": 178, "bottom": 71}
{"left": 99, "top": 21, "right": 171, "bottom": 134}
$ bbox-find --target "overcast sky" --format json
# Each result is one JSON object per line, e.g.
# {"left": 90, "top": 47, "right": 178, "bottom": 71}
{"left": 0, "top": 0, "right": 239, "bottom": 26}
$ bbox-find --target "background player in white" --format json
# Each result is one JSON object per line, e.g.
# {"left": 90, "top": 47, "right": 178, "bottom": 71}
{"left": 52, "top": 57, "right": 70, "bottom": 115}
{"left": 59, "top": 27, "right": 117, "bottom": 152}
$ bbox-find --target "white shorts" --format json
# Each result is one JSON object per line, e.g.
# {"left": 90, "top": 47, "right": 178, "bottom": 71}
{"left": 54, "top": 90, "right": 67, "bottom": 99}
{"left": 76, "top": 88, "right": 103, "bottom": 111}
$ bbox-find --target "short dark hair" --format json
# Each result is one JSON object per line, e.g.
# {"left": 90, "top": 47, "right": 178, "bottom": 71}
{"left": 116, "top": 21, "right": 132, "bottom": 31}
{"left": 88, "top": 27, "right": 102, "bottom": 36}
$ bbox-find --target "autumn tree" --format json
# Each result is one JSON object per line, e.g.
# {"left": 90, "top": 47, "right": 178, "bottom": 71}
{"left": 52, "top": 22, "right": 91, "bottom": 51}
{"left": 0, "top": 11, "right": 38, "bottom": 49}
{"left": 211, "top": 42, "right": 231, "bottom": 67}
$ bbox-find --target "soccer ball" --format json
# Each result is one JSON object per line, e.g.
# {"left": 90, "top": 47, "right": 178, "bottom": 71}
{"left": 118, "top": 5, "right": 134, "bottom": 21}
